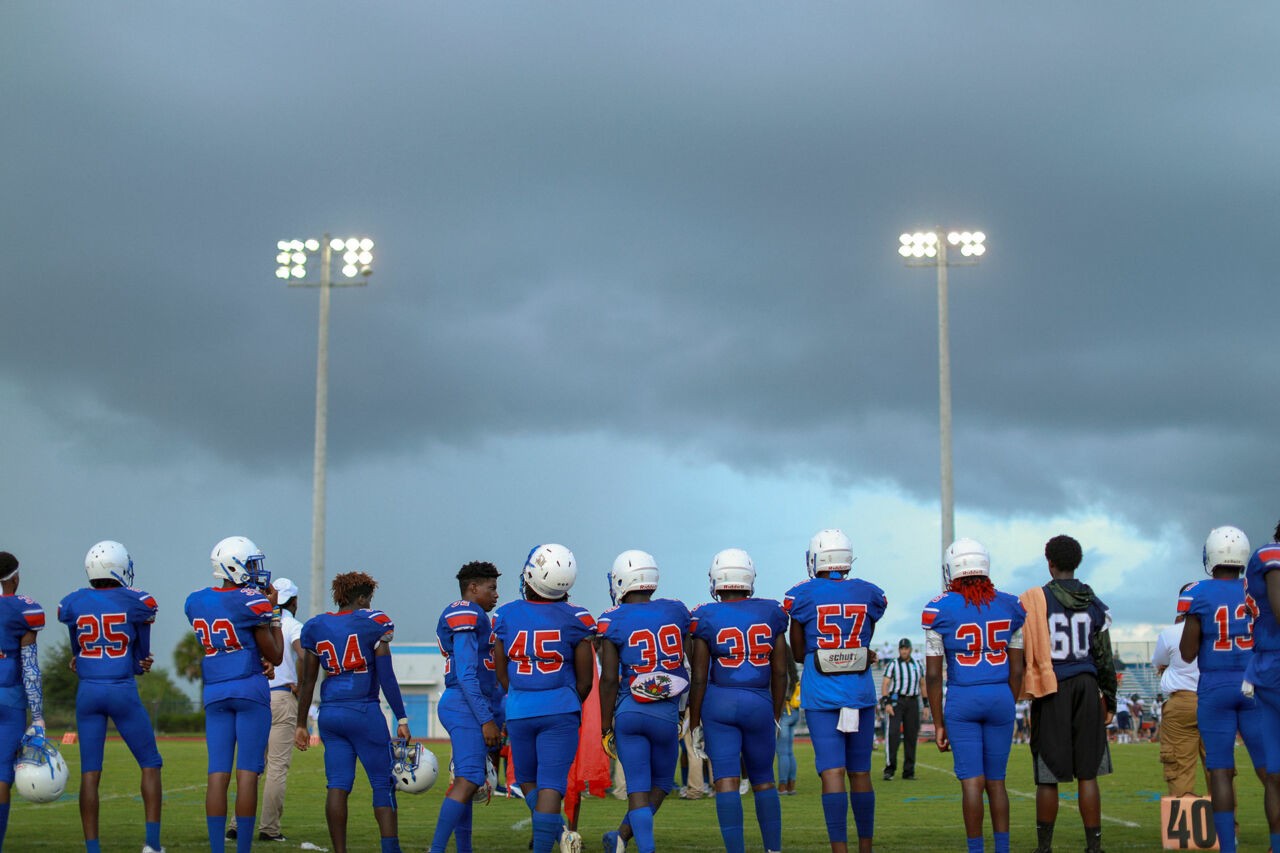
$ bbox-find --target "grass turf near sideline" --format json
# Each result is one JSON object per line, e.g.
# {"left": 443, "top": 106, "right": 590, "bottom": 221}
{"left": 5, "top": 739, "right": 1271, "bottom": 850}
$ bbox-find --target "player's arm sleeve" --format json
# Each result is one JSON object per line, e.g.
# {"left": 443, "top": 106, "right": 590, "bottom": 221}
{"left": 21, "top": 638, "right": 43, "bottom": 723}
{"left": 375, "top": 643, "right": 408, "bottom": 722}
{"left": 1090, "top": 613, "right": 1118, "bottom": 712}
{"left": 451, "top": 630, "right": 494, "bottom": 725}
{"left": 924, "top": 628, "right": 945, "bottom": 657}
{"left": 134, "top": 622, "right": 153, "bottom": 669}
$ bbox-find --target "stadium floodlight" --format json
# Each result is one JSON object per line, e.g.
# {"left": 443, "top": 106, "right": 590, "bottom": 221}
{"left": 272, "top": 233, "right": 375, "bottom": 617}
{"left": 896, "top": 225, "right": 989, "bottom": 586}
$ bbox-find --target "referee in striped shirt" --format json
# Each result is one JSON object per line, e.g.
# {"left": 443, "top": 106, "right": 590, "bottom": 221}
{"left": 880, "top": 637, "right": 924, "bottom": 780}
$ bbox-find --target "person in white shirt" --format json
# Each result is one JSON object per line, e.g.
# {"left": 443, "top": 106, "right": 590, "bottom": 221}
{"left": 1151, "top": 583, "right": 1207, "bottom": 797}
{"left": 256, "top": 577, "right": 305, "bottom": 843}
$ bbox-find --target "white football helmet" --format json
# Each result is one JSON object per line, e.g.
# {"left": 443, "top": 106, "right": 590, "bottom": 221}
{"left": 1203, "top": 526, "right": 1251, "bottom": 575}
{"left": 85, "top": 540, "right": 133, "bottom": 587}
{"left": 210, "top": 536, "right": 269, "bottom": 587}
{"left": 448, "top": 755, "right": 499, "bottom": 801}
{"left": 391, "top": 738, "right": 438, "bottom": 794}
{"left": 13, "top": 730, "right": 68, "bottom": 803}
{"left": 609, "top": 550, "right": 659, "bottom": 605}
{"left": 806, "top": 529, "right": 854, "bottom": 577}
{"left": 709, "top": 548, "right": 755, "bottom": 597}
{"left": 523, "top": 544, "right": 576, "bottom": 600}
{"left": 943, "top": 538, "right": 991, "bottom": 585}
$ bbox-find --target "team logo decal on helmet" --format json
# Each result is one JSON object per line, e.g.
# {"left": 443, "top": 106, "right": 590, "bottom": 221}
{"left": 709, "top": 548, "right": 756, "bottom": 597}
{"left": 85, "top": 540, "right": 134, "bottom": 587}
{"left": 806, "top": 529, "right": 854, "bottom": 577}
{"left": 943, "top": 538, "right": 990, "bottom": 585}
{"left": 609, "top": 550, "right": 659, "bottom": 605}
{"left": 14, "top": 728, "right": 69, "bottom": 804}
{"left": 522, "top": 544, "right": 577, "bottom": 599}
{"left": 629, "top": 670, "right": 690, "bottom": 703}
{"left": 210, "top": 536, "right": 270, "bottom": 588}
{"left": 1203, "top": 526, "right": 1250, "bottom": 575}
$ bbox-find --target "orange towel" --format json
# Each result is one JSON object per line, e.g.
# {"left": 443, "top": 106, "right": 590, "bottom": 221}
{"left": 1018, "top": 585, "right": 1058, "bottom": 700}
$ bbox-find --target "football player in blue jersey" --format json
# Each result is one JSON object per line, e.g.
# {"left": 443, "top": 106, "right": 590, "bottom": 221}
{"left": 58, "top": 541, "right": 165, "bottom": 853}
{"left": 293, "top": 570, "right": 410, "bottom": 853}
{"left": 429, "top": 560, "right": 503, "bottom": 853}
{"left": 0, "top": 551, "right": 47, "bottom": 850}
{"left": 1179, "top": 527, "right": 1266, "bottom": 853}
{"left": 494, "top": 544, "right": 597, "bottom": 853}
{"left": 921, "top": 539, "right": 1026, "bottom": 853}
{"left": 784, "top": 529, "right": 886, "bottom": 853}
{"left": 688, "top": 549, "right": 788, "bottom": 853}
{"left": 184, "top": 536, "right": 284, "bottom": 853}
{"left": 598, "top": 549, "right": 692, "bottom": 853}
{"left": 1245, "top": 520, "right": 1280, "bottom": 853}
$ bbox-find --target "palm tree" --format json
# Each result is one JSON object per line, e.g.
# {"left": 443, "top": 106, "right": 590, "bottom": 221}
{"left": 173, "top": 631, "right": 204, "bottom": 687}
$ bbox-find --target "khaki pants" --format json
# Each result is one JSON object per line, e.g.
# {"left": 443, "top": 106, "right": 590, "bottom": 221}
{"left": 260, "top": 689, "right": 298, "bottom": 836}
{"left": 1159, "top": 691, "right": 1207, "bottom": 797}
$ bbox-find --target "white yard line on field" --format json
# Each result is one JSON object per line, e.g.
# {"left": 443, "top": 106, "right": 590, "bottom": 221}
{"left": 915, "top": 761, "right": 1140, "bottom": 828}
{"left": 36, "top": 783, "right": 206, "bottom": 808}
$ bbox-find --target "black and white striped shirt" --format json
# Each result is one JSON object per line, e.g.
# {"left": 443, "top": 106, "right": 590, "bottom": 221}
{"left": 882, "top": 657, "right": 923, "bottom": 698}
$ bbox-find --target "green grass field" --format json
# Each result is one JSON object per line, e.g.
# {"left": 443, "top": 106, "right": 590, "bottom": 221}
{"left": 6, "top": 738, "right": 1271, "bottom": 851}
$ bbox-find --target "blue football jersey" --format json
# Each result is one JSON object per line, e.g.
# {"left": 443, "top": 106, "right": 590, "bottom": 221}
{"left": 1246, "top": 544, "right": 1280, "bottom": 654}
{"left": 0, "top": 594, "right": 45, "bottom": 690}
{"left": 58, "top": 586, "right": 158, "bottom": 681}
{"left": 690, "top": 598, "right": 787, "bottom": 692}
{"left": 1178, "top": 578, "right": 1255, "bottom": 671}
{"left": 436, "top": 599, "right": 499, "bottom": 723}
{"left": 783, "top": 576, "right": 886, "bottom": 709}
{"left": 493, "top": 599, "right": 595, "bottom": 720}
{"left": 598, "top": 598, "right": 691, "bottom": 712}
{"left": 301, "top": 609, "right": 395, "bottom": 708}
{"left": 184, "top": 586, "right": 275, "bottom": 687}
{"left": 921, "top": 590, "right": 1026, "bottom": 687}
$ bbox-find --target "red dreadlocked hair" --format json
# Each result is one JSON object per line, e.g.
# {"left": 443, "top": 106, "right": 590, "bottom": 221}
{"left": 949, "top": 575, "right": 996, "bottom": 608}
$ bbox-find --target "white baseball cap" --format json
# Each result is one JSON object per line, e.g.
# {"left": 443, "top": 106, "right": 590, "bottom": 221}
{"left": 273, "top": 577, "right": 299, "bottom": 605}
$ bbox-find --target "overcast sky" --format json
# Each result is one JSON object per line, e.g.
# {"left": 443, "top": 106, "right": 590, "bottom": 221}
{"left": 3, "top": 3, "right": 1278, "bottom": 675}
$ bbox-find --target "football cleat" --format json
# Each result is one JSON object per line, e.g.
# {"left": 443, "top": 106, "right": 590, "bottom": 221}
{"left": 806, "top": 529, "right": 854, "bottom": 577}
{"left": 210, "top": 536, "right": 269, "bottom": 587}
{"left": 602, "top": 830, "right": 626, "bottom": 853}
{"left": 13, "top": 728, "right": 68, "bottom": 803}
{"left": 609, "top": 550, "right": 659, "bottom": 605}
{"left": 1203, "top": 526, "right": 1250, "bottom": 574}
{"left": 943, "top": 538, "right": 991, "bottom": 585}
{"left": 523, "top": 544, "right": 577, "bottom": 600}
{"left": 85, "top": 540, "right": 134, "bottom": 586}
{"left": 709, "top": 549, "right": 755, "bottom": 597}
{"left": 391, "top": 738, "right": 438, "bottom": 794}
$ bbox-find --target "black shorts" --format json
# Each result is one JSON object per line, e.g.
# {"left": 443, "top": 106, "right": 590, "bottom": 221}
{"left": 1030, "top": 673, "right": 1112, "bottom": 784}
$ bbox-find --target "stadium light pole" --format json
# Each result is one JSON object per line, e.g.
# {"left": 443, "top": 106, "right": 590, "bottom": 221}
{"left": 275, "top": 235, "right": 374, "bottom": 617}
{"left": 897, "top": 229, "right": 986, "bottom": 585}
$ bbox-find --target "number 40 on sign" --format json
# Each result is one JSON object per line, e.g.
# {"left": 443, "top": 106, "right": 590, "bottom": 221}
{"left": 1161, "top": 796, "right": 1218, "bottom": 850}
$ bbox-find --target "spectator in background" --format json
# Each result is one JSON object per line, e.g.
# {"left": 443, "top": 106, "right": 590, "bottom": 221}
{"left": 1114, "top": 694, "right": 1132, "bottom": 744}
{"left": 881, "top": 638, "right": 924, "bottom": 781}
{"left": 258, "top": 577, "right": 303, "bottom": 844}
{"left": 1151, "top": 583, "right": 1205, "bottom": 797}
{"left": 776, "top": 657, "right": 801, "bottom": 795}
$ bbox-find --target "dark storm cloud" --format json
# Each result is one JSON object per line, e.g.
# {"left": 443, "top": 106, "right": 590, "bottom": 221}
{"left": 3, "top": 3, "right": 1279, "bottom": 547}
